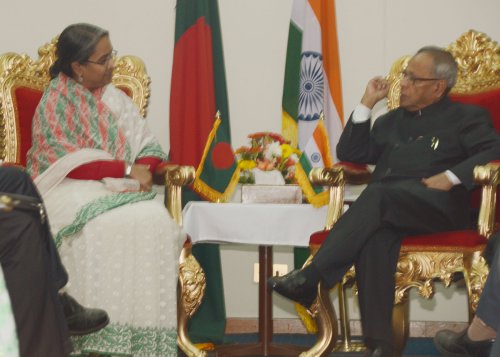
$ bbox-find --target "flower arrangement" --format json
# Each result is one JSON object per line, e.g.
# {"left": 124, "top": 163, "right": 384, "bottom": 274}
{"left": 235, "top": 132, "right": 301, "bottom": 184}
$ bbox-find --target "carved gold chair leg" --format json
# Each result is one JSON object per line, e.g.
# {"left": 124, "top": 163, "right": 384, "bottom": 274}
{"left": 463, "top": 252, "right": 489, "bottom": 323}
{"left": 178, "top": 241, "right": 207, "bottom": 357}
{"left": 462, "top": 252, "right": 475, "bottom": 323}
{"left": 164, "top": 165, "right": 207, "bottom": 357}
{"left": 300, "top": 282, "right": 339, "bottom": 357}
{"left": 392, "top": 299, "right": 410, "bottom": 357}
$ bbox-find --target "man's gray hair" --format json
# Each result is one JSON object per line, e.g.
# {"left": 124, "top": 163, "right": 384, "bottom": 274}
{"left": 416, "top": 46, "right": 458, "bottom": 92}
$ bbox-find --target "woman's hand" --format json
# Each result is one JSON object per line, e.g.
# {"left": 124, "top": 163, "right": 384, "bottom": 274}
{"left": 130, "top": 164, "right": 153, "bottom": 191}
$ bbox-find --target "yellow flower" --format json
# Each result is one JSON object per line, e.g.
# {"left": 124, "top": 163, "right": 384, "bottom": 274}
{"left": 281, "top": 143, "right": 293, "bottom": 158}
{"left": 238, "top": 160, "right": 257, "bottom": 170}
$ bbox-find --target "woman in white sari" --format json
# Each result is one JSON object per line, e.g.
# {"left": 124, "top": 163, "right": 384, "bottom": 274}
{"left": 27, "top": 23, "right": 180, "bottom": 356}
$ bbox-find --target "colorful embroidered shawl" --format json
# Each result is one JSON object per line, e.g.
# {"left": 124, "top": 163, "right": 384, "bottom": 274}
{"left": 27, "top": 73, "right": 167, "bottom": 178}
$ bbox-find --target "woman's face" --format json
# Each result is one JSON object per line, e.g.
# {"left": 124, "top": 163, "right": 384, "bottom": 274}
{"left": 76, "top": 35, "right": 116, "bottom": 91}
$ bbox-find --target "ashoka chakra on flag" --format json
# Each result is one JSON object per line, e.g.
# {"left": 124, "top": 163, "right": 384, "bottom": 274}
{"left": 298, "top": 51, "right": 324, "bottom": 122}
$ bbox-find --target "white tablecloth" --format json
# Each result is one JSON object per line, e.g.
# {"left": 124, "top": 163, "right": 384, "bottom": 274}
{"left": 182, "top": 202, "right": 328, "bottom": 247}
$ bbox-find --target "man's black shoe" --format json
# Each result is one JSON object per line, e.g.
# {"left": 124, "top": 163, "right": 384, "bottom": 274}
{"left": 434, "top": 329, "right": 494, "bottom": 357}
{"left": 60, "top": 292, "right": 110, "bottom": 336}
{"left": 267, "top": 269, "right": 317, "bottom": 308}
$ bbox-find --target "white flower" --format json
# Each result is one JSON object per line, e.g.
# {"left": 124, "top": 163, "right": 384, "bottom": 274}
{"left": 264, "top": 141, "right": 282, "bottom": 161}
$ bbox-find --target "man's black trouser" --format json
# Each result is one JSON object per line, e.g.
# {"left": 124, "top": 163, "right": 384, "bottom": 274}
{"left": 0, "top": 166, "right": 71, "bottom": 356}
{"left": 312, "top": 179, "right": 470, "bottom": 348}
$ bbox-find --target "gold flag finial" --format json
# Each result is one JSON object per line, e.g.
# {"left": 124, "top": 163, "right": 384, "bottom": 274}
{"left": 215, "top": 110, "right": 221, "bottom": 120}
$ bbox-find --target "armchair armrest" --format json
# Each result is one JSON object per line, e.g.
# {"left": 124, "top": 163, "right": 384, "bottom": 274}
{"left": 309, "top": 163, "right": 371, "bottom": 230}
{"left": 162, "top": 164, "right": 196, "bottom": 226}
{"left": 335, "top": 162, "right": 372, "bottom": 185}
{"left": 474, "top": 161, "right": 500, "bottom": 238}
{"left": 309, "top": 166, "right": 345, "bottom": 230}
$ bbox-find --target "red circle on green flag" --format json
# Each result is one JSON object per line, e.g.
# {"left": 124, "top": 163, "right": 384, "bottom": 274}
{"left": 212, "top": 142, "right": 235, "bottom": 169}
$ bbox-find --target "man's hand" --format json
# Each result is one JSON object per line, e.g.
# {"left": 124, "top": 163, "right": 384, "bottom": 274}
{"left": 130, "top": 164, "right": 153, "bottom": 191}
{"left": 361, "top": 76, "right": 389, "bottom": 109}
{"left": 421, "top": 172, "right": 454, "bottom": 191}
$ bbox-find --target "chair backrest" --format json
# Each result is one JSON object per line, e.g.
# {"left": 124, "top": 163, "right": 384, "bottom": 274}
{"left": 386, "top": 30, "right": 500, "bottom": 224}
{"left": 0, "top": 37, "right": 151, "bottom": 166}
{"left": 387, "top": 30, "right": 500, "bottom": 112}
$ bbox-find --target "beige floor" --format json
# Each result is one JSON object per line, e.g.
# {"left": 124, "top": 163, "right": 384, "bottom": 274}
{"left": 226, "top": 317, "right": 468, "bottom": 338}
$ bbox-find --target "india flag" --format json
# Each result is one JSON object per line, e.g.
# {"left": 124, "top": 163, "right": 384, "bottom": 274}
{"left": 282, "top": 0, "right": 344, "bottom": 207}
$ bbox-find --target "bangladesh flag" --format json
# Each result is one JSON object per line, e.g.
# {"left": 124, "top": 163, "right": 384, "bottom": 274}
{"left": 194, "top": 113, "right": 240, "bottom": 202}
{"left": 169, "top": 0, "right": 238, "bottom": 344}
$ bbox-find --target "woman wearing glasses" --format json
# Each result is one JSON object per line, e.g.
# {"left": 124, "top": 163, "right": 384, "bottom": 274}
{"left": 27, "top": 23, "right": 180, "bottom": 356}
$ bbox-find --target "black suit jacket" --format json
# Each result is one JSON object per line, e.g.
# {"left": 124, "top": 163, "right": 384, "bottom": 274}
{"left": 337, "top": 97, "right": 500, "bottom": 190}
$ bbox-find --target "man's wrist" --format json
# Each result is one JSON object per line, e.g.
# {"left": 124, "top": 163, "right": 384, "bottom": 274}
{"left": 444, "top": 170, "right": 461, "bottom": 186}
{"left": 352, "top": 104, "right": 372, "bottom": 123}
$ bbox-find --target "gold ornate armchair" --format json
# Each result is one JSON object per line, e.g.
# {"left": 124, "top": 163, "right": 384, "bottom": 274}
{"left": 0, "top": 39, "right": 206, "bottom": 357}
{"left": 386, "top": 29, "right": 500, "bottom": 354}
{"left": 299, "top": 29, "right": 500, "bottom": 356}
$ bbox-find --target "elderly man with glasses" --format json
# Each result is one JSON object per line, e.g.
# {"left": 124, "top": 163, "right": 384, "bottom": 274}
{"left": 269, "top": 46, "right": 500, "bottom": 357}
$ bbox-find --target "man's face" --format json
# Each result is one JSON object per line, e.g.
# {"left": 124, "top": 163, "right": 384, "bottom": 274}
{"left": 399, "top": 52, "right": 446, "bottom": 111}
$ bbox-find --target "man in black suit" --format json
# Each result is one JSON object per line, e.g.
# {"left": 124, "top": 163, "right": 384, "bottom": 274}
{"left": 269, "top": 46, "right": 500, "bottom": 356}
{"left": 0, "top": 165, "right": 110, "bottom": 356}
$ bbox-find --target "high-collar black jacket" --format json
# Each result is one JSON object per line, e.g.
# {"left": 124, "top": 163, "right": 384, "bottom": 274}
{"left": 337, "top": 97, "right": 500, "bottom": 190}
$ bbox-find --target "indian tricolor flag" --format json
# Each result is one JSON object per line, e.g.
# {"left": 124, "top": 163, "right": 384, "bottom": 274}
{"left": 282, "top": 0, "right": 344, "bottom": 207}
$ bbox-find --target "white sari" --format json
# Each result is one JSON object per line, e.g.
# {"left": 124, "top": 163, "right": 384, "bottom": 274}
{"left": 34, "top": 85, "right": 181, "bottom": 357}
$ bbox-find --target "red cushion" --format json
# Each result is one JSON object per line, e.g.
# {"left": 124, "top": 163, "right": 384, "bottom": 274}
{"left": 309, "top": 230, "right": 330, "bottom": 246}
{"left": 450, "top": 88, "right": 500, "bottom": 133}
{"left": 451, "top": 89, "right": 500, "bottom": 223}
{"left": 309, "top": 229, "right": 487, "bottom": 252}
{"left": 335, "top": 162, "right": 372, "bottom": 186}
{"left": 13, "top": 87, "right": 43, "bottom": 166}
{"left": 184, "top": 233, "right": 192, "bottom": 248}
{"left": 118, "top": 86, "right": 132, "bottom": 98}
{"left": 401, "top": 230, "right": 487, "bottom": 252}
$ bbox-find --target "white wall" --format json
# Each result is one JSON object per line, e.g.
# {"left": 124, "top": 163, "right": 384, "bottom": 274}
{"left": 2, "top": 0, "right": 499, "bottom": 322}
